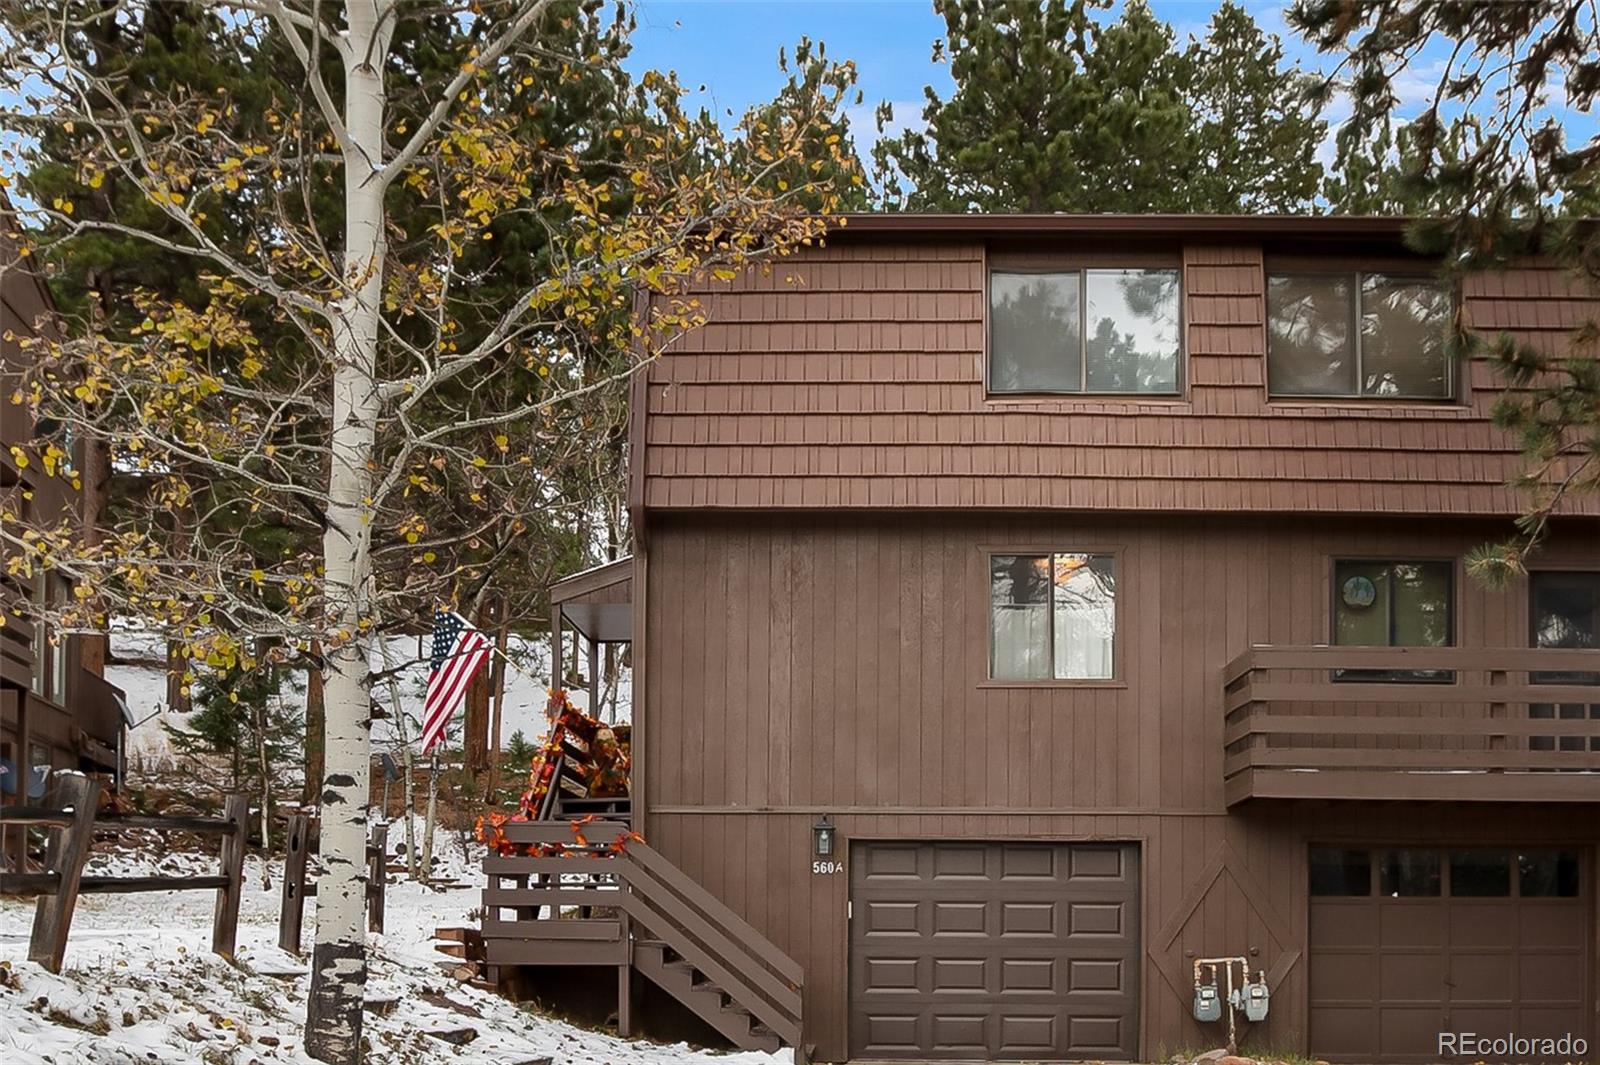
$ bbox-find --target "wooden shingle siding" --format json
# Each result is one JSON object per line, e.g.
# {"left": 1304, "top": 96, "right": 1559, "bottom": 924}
{"left": 642, "top": 239, "right": 1599, "bottom": 515}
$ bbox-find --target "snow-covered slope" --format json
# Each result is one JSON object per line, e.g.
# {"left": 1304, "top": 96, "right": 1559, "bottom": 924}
{"left": 0, "top": 850, "right": 776, "bottom": 1065}
{"left": 109, "top": 623, "right": 631, "bottom": 773}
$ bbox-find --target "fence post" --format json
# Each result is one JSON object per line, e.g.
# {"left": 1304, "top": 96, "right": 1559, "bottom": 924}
{"left": 366, "top": 820, "right": 388, "bottom": 934}
{"left": 28, "top": 772, "right": 101, "bottom": 973}
{"left": 279, "top": 813, "right": 312, "bottom": 954}
{"left": 211, "top": 794, "right": 249, "bottom": 960}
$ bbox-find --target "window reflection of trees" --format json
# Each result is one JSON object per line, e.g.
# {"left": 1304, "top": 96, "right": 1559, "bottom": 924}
{"left": 1267, "top": 275, "right": 1352, "bottom": 395}
{"left": 990, "top": 554, "right": 1116, "bottom": 680}
{"left": 989, "top": 268, "right": 1178, "bottom": 393}
{"left": 990, "top": 273, "right": 1079, "bottom": 392}
{"left": 1086, "top": 269, "right": 1180, "bottom": 392}
{"left": 1360, "top": 276, "right": 1450, "bottom": 397}
{"left": 1266, "top": 272, "right": 1450, "bottom": 398}
{"left": 1053, "top": 553, "right": 1116, "bottom": 636}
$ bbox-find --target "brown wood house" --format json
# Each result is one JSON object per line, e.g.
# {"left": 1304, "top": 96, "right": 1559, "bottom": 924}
{"left": 485, "top": 214, "right": 1600, "bottom": 1063}
{"left": 1, "top": 195, "right": 126, "bottom": 866}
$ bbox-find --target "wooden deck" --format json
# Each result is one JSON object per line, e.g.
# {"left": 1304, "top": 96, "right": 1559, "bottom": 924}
{"left": 480, "top": 818, "right": 803, "bottom": 1053}
{"left": 1223, "top": 645, "right": 1600, "bottom": 805}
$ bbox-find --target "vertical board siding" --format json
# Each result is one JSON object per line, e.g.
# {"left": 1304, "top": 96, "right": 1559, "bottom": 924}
{"left": 644, "top": 514, "right": 1600, "bottom": 1061}
{"left": 643, "top": 241, "right": 1599, "bottom": 514}
{"left": 646, "top": 511, "right": 1598, "bottom": 813}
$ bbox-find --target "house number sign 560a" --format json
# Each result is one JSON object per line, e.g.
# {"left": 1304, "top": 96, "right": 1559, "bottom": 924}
{"left": 812, "top": 860, "right": 844, "bottom": 875}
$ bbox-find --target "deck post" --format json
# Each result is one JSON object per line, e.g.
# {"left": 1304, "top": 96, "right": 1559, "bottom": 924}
{"left": 617, "top": 894, "right": 633, "bottom": 1037}
{"left": 211, "top": 793, "right": 249, "bottom": 959}
{"left": 551, "top": 604, "right": 564, "bottom": 697}
{"left": 28, "top": 772, "right": 100, "bottom": 973}
{"left": 587, "top": 632, "right": 599, "bottom": 717}
{"left": 278, "top": 812, "right": 312, "bottom": 953}
{"left": 366, "top": 820, "right": 388, "bottom": 933}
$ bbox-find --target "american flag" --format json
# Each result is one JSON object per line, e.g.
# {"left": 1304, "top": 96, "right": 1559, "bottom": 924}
{"left": 420, "top": 610, "right": 491, "bottom": 754}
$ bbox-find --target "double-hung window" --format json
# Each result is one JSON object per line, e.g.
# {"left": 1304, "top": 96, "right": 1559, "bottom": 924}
{"left": 988, "top": 267, "right": 1182, "bottom": 394}
{"left": 989, "top": 553, "right": 1116, "bottom": 680}
{"left": 1266, "top": 271, "right": 1453, "bottom": 399}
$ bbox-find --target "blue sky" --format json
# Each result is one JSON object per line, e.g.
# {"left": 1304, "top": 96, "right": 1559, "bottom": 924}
{"left": 624, "top": 0, "right": 1597, "bottom": 175}
{"left": 5, "top": 2, "right": 1591, "bottom": 201}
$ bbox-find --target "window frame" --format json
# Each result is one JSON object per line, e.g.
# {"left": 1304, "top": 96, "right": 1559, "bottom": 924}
{"left": 980, "top": 545, "right": 1124, "bottom": 688}
{"left": 47, "top": 574, "right": 70, "bottom": 704}
{"left": 1526, "top": 568, "right": 1600, "bottom": 751}
{"left": 1330, "top": 556, "right": 1457, "bottom": 645}
{"left": 1328, "top": 556, "right": 1458, "bottom": 683}
{"left": 1528, "top": 569, "right": 1600, "bottom": 654}
{"left": 1265, "top": 268, "right": 1456, "bottom": 402}
{"left": 28, "top": 577, "right": 48, "bottom": 698}
{"left": 985, "top": 262, "right": 1186, "bottom": 397}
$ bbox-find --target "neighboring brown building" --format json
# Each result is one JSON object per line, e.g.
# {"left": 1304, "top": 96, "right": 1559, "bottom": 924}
{"left": 1, "top": 196, "right": 126, "bottom": 850}
{"left": 495, "top": 215, "right": 1600, "bottom": 1063}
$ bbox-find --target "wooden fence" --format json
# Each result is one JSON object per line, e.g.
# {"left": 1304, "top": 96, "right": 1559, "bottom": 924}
{"left": 278, "top": 813, "right": 388, "bottom": 954}
{"left": 0, "top": 772, "right": 248, "bottom": 973}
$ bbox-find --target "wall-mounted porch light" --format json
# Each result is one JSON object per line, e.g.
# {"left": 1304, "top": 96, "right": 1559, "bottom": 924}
{"left": 812, "top": 815, "right": 836, "bottom": 858}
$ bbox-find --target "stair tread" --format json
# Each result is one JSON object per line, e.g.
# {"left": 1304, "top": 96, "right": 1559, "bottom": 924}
{"left": 634, "top": 952, "right": 784, "bottom": 1050}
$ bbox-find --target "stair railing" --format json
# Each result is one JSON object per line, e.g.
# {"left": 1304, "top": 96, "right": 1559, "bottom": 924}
{"left": 484, "top": 819, "right": 803, "bottom": 1045}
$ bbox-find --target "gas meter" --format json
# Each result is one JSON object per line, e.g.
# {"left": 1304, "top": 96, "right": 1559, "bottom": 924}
{"left": 1241, "top": 973, "right": 1270, "bottom": 1022}
{"left": 1192, "top": 979, "right": 1221, "bottom": 1023}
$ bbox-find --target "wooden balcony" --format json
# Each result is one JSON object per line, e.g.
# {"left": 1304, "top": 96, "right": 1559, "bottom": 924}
{"left": 1223, "top": 645, "right": 1600, "bottom": 805}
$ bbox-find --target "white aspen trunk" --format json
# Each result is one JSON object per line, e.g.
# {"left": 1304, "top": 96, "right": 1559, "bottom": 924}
{"left": 306, "top": 4, "right": 391, "bottom": 1061}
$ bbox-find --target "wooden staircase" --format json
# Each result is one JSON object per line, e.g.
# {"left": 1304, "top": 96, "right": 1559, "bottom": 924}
{"left": 633, "top": 937, "right": 782, "bottom": 1051}
{"left": 480, "top": 819, "right": 803, "bottom": 1053}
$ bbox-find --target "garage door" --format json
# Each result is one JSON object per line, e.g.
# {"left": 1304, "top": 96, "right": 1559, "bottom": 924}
{"left": 1309, "top": 846, "right": 1593, "bottom": 1063}
{"left": 849, "top": 841, "right": 1140, "bottom": 1060}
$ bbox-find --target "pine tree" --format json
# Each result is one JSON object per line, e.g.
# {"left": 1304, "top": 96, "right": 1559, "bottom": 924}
{"left": 873, "top": 0, "right": 1324, "bottom": 213}
{"left": 1323, "top": 115, "right": 1487, "bottom": 215}
{"left": 166, "top": 666, "right": 302, "bottom": 819}
{"left": 740, "top": 37, "right": 869, "bottom": 211}
{"left": 1291, "top": 0, "right": 1600, "bottom": 576}
{"left": 1184, "top": 0, "right": 1324, "bottom": 213}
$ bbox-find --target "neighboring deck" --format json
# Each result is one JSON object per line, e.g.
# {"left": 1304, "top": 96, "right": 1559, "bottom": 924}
{"left": 1224, "top": 645, "right": 1600, "bottom": 804}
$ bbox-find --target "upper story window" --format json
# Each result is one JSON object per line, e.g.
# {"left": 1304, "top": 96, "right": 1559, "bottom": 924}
{"left": 989, "top": 553, "right": 1116, "bottom": 681}
{"left": 988, "top": 268, "right": 1181, "bottom": 394}
{"left": 1266, "top": 272, "right": 1453, "bottom": 399}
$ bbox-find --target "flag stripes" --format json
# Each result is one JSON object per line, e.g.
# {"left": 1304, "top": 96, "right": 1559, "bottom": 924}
{"left": 421, "top": 610, "right": 491, "bottom": 754}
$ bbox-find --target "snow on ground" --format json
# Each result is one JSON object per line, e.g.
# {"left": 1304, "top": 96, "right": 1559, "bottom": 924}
{"left": 1, "top": 846, "right": 778, "bottom": 1065}
{"left": 109, "top": 622, "right": 632, "bottom": 773}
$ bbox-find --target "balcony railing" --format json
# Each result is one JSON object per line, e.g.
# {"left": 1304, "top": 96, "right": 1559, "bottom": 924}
{"left": 1222, "top": 645, "right": 1600, "bottom": 805}
{"left": 70, "top": 668, "right": 127, "bottom": 754}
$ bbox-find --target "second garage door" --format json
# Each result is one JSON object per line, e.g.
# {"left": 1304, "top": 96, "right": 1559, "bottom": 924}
{"left": 1309, "top": 846, "right": 1593, "bottom": 1063}
{"left": 849, "top": 841, "right": 1140, "bottom": 1060}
